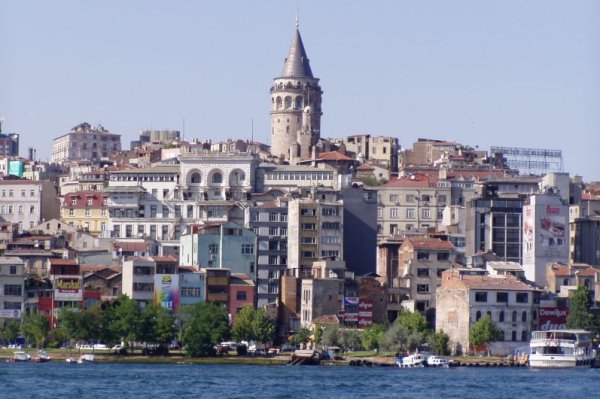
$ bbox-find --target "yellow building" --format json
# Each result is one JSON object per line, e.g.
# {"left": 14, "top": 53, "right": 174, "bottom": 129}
{"left": 61, "top": 191, "right": 109, "bottom": 236}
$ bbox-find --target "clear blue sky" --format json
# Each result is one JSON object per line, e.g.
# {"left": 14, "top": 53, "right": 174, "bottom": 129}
{"left": 1, "top": 0, "right": 599, "bottom": 181}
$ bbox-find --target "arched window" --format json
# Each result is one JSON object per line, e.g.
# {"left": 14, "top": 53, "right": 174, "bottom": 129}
{"left": 276, "top": 97, "right": 282, "bottom": 110}
{"left": 499, "top": 311, "right": 505, "bottom": 322}
{"left": 512, "top": 311, "right": 517, "bottom": 323}
{"left": 190, "top": 172, "right": 201, "bottom": 184}
{"left": 476, "top": 311, "right": 481, "bottom": 321}
{"left": 212, "top": 172, "right": 223, "bottom": 184}
{"left": 284, "top": 96, "right": 292, "bottom": 109}
{"left": 486, "top": 311, "right": 492, "bottom": 319}
{"left": 511, "top": 331, "right": 517, "bottom": 342}
{"left": 521, "top": 331, "right": 527, "bottom": 341}
{"left": 295, "top": 96, "right": 303, "bottom": 109}
{"left": 521, "top": 311, "right": 527, "bottom": 322}
{"left": 286, "top": 126, "right": 290, "bottom": 134}
{"left": 499, "top": 330, "right": 505, "bottom": 341}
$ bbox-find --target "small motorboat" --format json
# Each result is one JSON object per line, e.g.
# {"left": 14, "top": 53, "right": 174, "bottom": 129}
{"left": 78, "top": 354, "right": 96, "bottom": 363}
{"left": 65, "top": 356, "right": 77, "bottom": 363}
{"left": 34, "top": 350, "right": 51, "bottom": 363}
{"left": 13, "top": 351, "right": 32, "bottom": 362}
{"left": 426, "top": 355, "right": 450, "bottom": 367}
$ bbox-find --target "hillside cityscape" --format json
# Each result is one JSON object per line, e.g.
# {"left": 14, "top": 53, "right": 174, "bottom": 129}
{"left": 1, "top": 23, "right": 599, "bottom": 358}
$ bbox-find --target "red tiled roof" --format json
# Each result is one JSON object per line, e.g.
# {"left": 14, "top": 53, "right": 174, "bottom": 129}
{"left": 552, "top": 266, "right": 572, "bottom": 277}
{"left": 459, "top": 275, "right": 535, "bottom": 291}
{"left": 380, "top": 174, "right": 437, "bottom": 188}
{"left": 151, "top": 256, "right": 177, "bottom": 263}
{"left": 312, "top": 315, "right": 340, "bottom": 325}
{"left": 356, "top": 164, "right": 375, "bottom": 170}
{"left": 407, "top": 237, "right": 454, "bottom": 251}
{"left": 316, "top": 151, "right": 354, "bottom": 161}
{"left": 575, "top": 268, "right": 599, "bottom": 277}
{"left": 114, "top": 241, "right": 149, "bottom": 251}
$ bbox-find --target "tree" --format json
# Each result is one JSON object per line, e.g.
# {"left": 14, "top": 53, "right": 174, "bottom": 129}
{"left": 102, "top": 295, "right": 141, "bottom": 346}
{"left": 428, "top": 330, "right": 450, "bottom": 356}
{"left": 180, "top": 302, "right": 230, "bottom": 357}
{"left": 338, "top": 329, "right": 361, "bottom": 350}
{"left": 0, "top": 320, "right": 21, "bottom": 346}
{"left": 320, "top": 325, "right": 341, "bottom": 347}
{"left": 22, "top": 313, "right": 49, "bottom": 348}
{"left": 470, "top": 315, "right": 502, "bottom": 350}
{"left": 154, "top": 306, "right": 177, "bottom": 347}
{"left": 232, "top": 305, "right": 255, "bottom": 342}
{"left": 360, "top": 324, "right": 385, "bottom": 351}
{"left": 567, "top": 286, "right": 594, "bottom": 329}
{"left": 396, "top": 310, "right": 429, "bottom": 334}
{"left": 290, "top": 326, "right": 311, "bottom": 348}
{"left": 380, "top": 323, "right": 410, "bottom": 352}
{"left": 252, "top": 308, "right": 275, "bottom": 345}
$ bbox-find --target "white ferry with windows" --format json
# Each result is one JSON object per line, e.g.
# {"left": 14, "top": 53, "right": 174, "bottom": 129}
{"left": 529, "top": 329, "right": 595, "bottom": 368}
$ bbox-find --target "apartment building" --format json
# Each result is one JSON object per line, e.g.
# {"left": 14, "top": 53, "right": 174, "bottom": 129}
{"left": 287, "top": 197, "right": 343, "bottom": 278}
{"left": 377, "top": 174, "right": 451, "bottom": 237}
{"left": 122, "top": 258, "right": 156, "bottom": 307}
{"left": 0, "top": 180, "right": 60, "bottom": 232}
{"left": 0, "top": 257, "right": 26, "bottom": 320}
{"left": 51, "top": 122, "right": 121, "bottom": 164}
{"left": 246, "top": 197, "right": 289, "bottom": 307}
{"left": 61, "top": 190, "right": 109, "bottom": 236}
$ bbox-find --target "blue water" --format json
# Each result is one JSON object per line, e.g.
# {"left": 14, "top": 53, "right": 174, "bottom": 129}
{"left": 1, "top": 362, "right": 598, "bottom": 398}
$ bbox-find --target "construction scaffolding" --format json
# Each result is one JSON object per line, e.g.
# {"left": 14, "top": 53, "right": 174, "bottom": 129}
{"left": 490, "top": 146, "right": 563, "bottom": 175}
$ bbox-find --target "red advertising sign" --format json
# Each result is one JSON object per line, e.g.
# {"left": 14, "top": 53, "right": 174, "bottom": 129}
{"left": 538, "top": 307, "right": 568, "bottom": 330}
{"left": 358, "top": 301, "right": 373, "bottom": 327}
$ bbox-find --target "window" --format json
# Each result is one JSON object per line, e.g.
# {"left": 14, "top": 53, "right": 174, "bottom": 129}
{"left": 417, "top": 252, "right": 429, "bottom": 260}
{"left": 321, "top": 222, "right": 340, "bottom": 230}
{"left": 280, "top": 227, "right": 287, "bottom": 236}
{"left": 151, "top": 188, "right": 158, "bottom": 197}
{"left": 268, "top": 255, "right": 278, "bottom": 265}
{"left": 377, "top": 208, "right": 382, "bottom": 218}
{"left": 209, "top": 244, "right": 219, "bottom": 255}
{"left": 236, "top": 291, "right": 247, "bottom": 301}
{"left": 21, "top": 189, "right": 25, "bottom": 197}
{"left": 389, "top": 194, "right": 398, "bottom": 202}
{"left": 18, "top": 205, "right": 23, "bottom": 214}
{"left": 187, "top": 205, "right": 193, "bottom": 218}
{"left": 150, "top": 205, "right": 157, "bottom": 217}
{"left": 437, "top": 195, "right": 447, "bottom": 205}
{"left": 68, "top": 209, "right": 74, "bottom": 216}
{"left": 390, "top": 208, "right": 399, "bottom": 219}
{"left": 499, "top": 311, "right": 505, "bottom": 322}
{"left": 322, "top": 208, "right": 338, "bottom": 216}
{"left": 497, "top": 292, "right": 508, "bottom": 303}
{"left": 422, "top": 208, "right": 430, "bottom": 219}
{"left": 163, "top": 189, "right": 169, "bottom": 198}
{"left": 212, "top": 172, "right": 223, "bottom": 184}
{"left": 406, "top": 208, "right": 415, "bottom": 219}
{"left": 302, "top": 237, "right": 316, "bottom": 244}
{"left": 162, "top": 205, "right": 169, "bottom": 218}
{"left": 175, "top": 205, "right": 181, "bottom": 218}
{"left": 511, "top": 331, "right": 517, "bottom": 342}
{"left": 417, "top": 268, "right": 429, "bottom": 277}
{"left": 4, "top": 284, "right": 22, "bottom": 296}
{"left": 150, "top": 225, "right": 157, "bottom": 239}
{"left": 181, "top": 287, "right": 201, "bottom": 297}
{"left": 475, "top": 292, "right": 488, "bottom": 302}
{"left": 161, "top": 225, "right": 169, "bottom": 240}
{"left": 9, "top": 265, "right": 17, "bottom": 274}
{"left": 416, "top": 284, "right": 429, "bottom": 293}
{"left": 87, "top": 198, "right": 93, "bottom": 206}
{"left": 71, "top": 199, "right": 77, "bottom": 205}
{"left": 512, "top": 311, "right": 518, "bottom": 323}
{"left": 84, "top": 209, "right": 91, "bottom": 217}
{"left": 476, "top": 311, "right": 482, "bottom": 321}
{"left": 301, "top": 223, "right": 316, "bottom": 230}
{"left": 7, "top": 205, "right": 13, "bottom": 214}
{"left": 301, "top": 251, "right": 315, "bottom": 258}
{"left": 269, "top": 227, "right": 278, "bottom": 236}
{"left": 406, "top": 194, "right": 415, "bottom": 203}
{"left": 269, "top": 213, "right": 278, "bottom": 222}
{"left": 516, "top": 293, "right": 529, "bottom": 303}
{"left": 30, "top": 190, "right": 35, "bottom": 197}
{"left": 29, "top": 205, "right": 35, "bottom": 214}
{"left": 241, "top": 244, "right": 254, "bottom": 254}
{"left": 437, "top": 252, "right": 449, "bottom": 261}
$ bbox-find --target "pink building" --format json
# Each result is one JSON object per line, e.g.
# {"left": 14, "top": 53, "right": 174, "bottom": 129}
{"left": 228, "top": 273, "right": 255, "bottom": 324}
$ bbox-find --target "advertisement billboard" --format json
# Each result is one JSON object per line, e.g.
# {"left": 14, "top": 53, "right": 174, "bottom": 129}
{"left": 357, "top": 301, "right": 373, "bottom": 327}
{"left": 0, "top": 309, "right": 22, "bottom": 319}
{"left": 8, "top": 160, "right": 24, "bottom": 177}
{"left": 538, "top": 307, "right": 568, "bottom": 331}
{"left": 154, "top": 274, "right": 179, "bottom": 311}
{"left": 54, "top": 277, "right": 83, "bottom": 301}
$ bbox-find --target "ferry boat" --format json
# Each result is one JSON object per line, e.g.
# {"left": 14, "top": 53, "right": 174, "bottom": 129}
{"left": 426, "top": 355, "right": 451, "bottom": 367}
{"left": 529, "top": 329, "right": 595, "bottom": 368}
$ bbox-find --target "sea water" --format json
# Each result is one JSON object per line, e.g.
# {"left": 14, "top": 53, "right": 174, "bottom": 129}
{"left": 1, "top": 362, "right": 598, "bottom": 399}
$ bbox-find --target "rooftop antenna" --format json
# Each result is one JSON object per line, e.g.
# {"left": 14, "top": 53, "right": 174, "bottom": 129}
{"left": 295, "top": 10, "right": 300, "bottom": 28}
{"left": 251, "top": 117, "right": 254, "bottom": 144}
{"left": 0, "top": 116, "right": 5, "bottom": 134}
{"left": 182, "top": 117, "right": 186, "bottom": 141}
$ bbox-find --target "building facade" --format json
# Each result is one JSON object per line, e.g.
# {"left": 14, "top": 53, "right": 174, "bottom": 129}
{"left": 61, "top": 190, "right": 109, "bottom": 236}
{"left": 0, "top": 180, "right": 60, "bottom": 232}
{"left": 51, "top": 122, "right": 122, "bottom": 164}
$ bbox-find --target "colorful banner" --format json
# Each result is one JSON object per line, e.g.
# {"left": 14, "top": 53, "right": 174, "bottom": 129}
{"left": 154, "top": 274, "right": 179, "bottom": 311}
{"left": 358, "top": 301, "right": 373, "bottom": 327}
{"left": 0, "top": 309, "right": 21, "bottom": 319}
{"left": 344, "top": 296, "right": 359, "bottom": 306}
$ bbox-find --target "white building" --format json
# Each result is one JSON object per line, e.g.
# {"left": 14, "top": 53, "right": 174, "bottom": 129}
{"left": 51, "top": 122, "right": 121, "bottom": 164}
{"left": 122, "top": 258, "right": 155, "bottom": 307}
{"left": 0, "top": 180, "right": 60, "bottom": 232}
{"left": 0, "top": 257, "right": 26, "bottom": 321}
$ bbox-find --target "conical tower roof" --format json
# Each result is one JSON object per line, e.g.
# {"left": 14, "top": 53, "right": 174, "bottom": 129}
{"left": 280, "top": 29, "right": 314, "bottom": 78}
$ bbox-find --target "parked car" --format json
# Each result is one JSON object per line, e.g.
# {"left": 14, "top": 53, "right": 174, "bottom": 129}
{"left": 111, "top": 344, "right": 124, "bottom": 352}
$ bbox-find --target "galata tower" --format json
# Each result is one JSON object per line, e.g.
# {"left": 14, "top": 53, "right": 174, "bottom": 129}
{"left": 270, "top": 22, "right": 322, "bottom": 163}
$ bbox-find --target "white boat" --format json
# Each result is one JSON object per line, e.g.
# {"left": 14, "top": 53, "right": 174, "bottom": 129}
{"left": 529, "top": 329, "right": 595, "bottom": 368}
{"left": 396, "top": 352, "right": 426, "bottom": 367}
{"left": 34, "top": 350, "right": 51, "bottom": 363}
{"left": 13, "top": 351, "right": 31, "bottom": 362}
{"left": 77, "top": 354, "right": 96, "bottom": 363}
{"left": 65, "top": 356, "right": 77, "bottom": 363}
{"left": 426, "top": 355, "right": 450, "bottom": 367}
